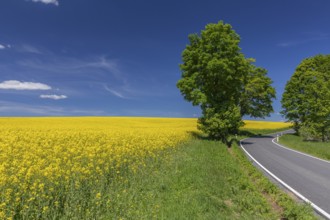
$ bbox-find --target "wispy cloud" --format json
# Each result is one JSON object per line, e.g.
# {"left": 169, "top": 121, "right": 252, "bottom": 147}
{"left": 0, "top": 101, "right": 105, "bottom": 116}
{"left": 17, "top": 56, "right": 121, "bottom": 78}
{"left": 0, "top": 80, "right": 51, "bottom": 90}
{"left": 122, "top": 109, "right": 187, "bottom": 118}
{"left": 0, "top": 44, "right": 11, "bottom": 50}
{"left": 85, "top": 56, "right": 120, "bottom": 77}
{"left": 104, "top": 85, "right": 127, "bottom": 99}
{"left": 278, "top": 32, "right": 329, "bottom": 47}
{"left": 16, "top": 56, "right": 130, "bottom": 96}
{"left": 30, "top": 0, "right": 59, "bottom": 6}
{"left": 6, "top": 52, "right": 152, "bottom": 100}
{"left": 40, "top": 94, "right": 67, "bottom": 100}
{"left": 3, "top": 54, "right": 171, "bottom": 101}
{"left": 17, "top": 44, "right": 44, "bottom": 54}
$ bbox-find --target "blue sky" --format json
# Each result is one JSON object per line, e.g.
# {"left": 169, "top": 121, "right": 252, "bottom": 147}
{"left": 0, "top": 0, "right": 329, "bottom": 120}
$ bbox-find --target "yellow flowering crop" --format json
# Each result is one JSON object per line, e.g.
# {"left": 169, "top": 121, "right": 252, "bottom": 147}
{"left": 0, "top": 117, "right": 197, "bottom": 219}
{"left": 0, "top": 117, "right": 290, "bottom": 218}
{"left": 243, "top": 120, "right": 291, "bottom": 130}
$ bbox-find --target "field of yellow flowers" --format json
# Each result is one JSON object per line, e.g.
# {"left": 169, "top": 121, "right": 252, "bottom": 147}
{"left": 0, "top": 117, "right": 198, "bottom": 219}
{"left": 243, "top": 120, "right": 291, "bottom": 130}
{"left": 0, "top": 117, "right": 290, "bottom": 219}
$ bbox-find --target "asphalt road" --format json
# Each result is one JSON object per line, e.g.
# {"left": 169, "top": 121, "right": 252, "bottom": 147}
{"left": 240, "top": 130, "right": 330, "bottom": 219}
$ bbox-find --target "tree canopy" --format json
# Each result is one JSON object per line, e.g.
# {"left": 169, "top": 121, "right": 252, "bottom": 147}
{"left": 177, "top": 21, "right": 275, "bottom": 146}
{"left": 281, "top": 54, "right": 330, "bottom": 142}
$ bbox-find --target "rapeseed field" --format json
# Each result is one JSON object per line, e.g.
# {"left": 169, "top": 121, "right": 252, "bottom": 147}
{"left": 0, "top": 117, "right": 291, "bottom": 219}
{"left": 243, "top": 120, "right": 291, "bottom": 130}
{"left": 0, "top": 117, "right": 197, "bottom": 219}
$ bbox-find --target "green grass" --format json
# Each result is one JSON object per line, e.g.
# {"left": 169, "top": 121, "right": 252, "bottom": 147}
{"left": 122, "top": 140, "right": 278, "bottom": 219}
{"left": 279, "top": 133, "right": 330, "bottom": 161}
{"left": 30, "top": 128, "right": 316, "bottom": 219}
{"left": 90, "top": 131, "right": 314, "bottom": 219}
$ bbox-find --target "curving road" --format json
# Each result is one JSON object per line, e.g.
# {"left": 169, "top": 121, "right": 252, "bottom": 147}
{"left": 240, "top": 130, "right": 330, "bottom": 219}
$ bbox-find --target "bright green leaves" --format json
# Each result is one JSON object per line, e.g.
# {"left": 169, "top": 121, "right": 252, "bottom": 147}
{"left": 240, "top": 67, "right": 276, "bottom": 118}
{"left": 198, "top": 105, "right": 243, "bottom": 145}
{"left": 281, "top": 54, "right": 330, "bottom": 141}
{"left": 177, "top": 21, "right": 275, "bottom": 146}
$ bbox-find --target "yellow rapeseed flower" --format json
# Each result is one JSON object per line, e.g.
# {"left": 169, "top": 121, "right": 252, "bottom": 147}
{"left": 0, "top": 117, "right": 197, "bottom": 218}
{"left": 243, "top": 120, "right": 291, "bottom": 130}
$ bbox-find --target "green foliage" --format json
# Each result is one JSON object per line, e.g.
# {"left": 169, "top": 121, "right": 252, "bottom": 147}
{"left": 281, "top": 54, "right": 330, "bottom": 142}
{"left": 177, "top": 21, "right": 275, "bottom": 145}
{"left": 240, "top": 67, "right": 276, "bottom": 118}
{"left": 198, "top": 105, "right": 243, "bottom": 146}
{"left": 299, "top": 123, "right": 323, "bottom": 141}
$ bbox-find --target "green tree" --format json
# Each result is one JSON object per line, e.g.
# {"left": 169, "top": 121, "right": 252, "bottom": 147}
{"left": 281, "top": 54, "right": 330, "bottom": 142}
{"left": 177, "top": 21, "right": 275, "bottom": 147}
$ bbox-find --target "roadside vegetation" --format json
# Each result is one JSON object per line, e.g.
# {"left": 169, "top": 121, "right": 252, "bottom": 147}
{"left": 0, "top": 118, "right": 316, "bottom": 219}
{"left": 279, "top": 133, "right": 330, "bottom": 161}
{"left": 99, "top": 127, "right": 315, "bottom": 219}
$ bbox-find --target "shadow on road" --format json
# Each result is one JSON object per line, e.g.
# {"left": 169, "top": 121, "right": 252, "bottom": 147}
{"left": 249, "top": 135, "right": 274, "bottom": 139}
{"left": 241, "top": 136, "right": 275, "bottom": 146}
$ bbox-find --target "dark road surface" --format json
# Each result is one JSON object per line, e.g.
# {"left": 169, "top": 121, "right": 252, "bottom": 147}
{"left": 240, "top": 130, "right": 330, "bottom": 219}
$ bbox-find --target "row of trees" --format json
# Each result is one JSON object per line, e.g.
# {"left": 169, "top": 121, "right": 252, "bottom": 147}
{"left": 177, "top": 21, "right": 329, "bottom": 146}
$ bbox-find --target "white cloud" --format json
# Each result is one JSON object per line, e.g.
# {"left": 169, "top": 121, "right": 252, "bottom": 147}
{"left": 278, "top": 33, "right": 329, "bottom": 47}
{"left": 0, "top": 80, "right": 51, "bottom": 90}
{"left": 0, "top": 44, "right": 12, "bottom": 50}
{"left": 17, "top": 56, "right": 121, "bottom": 80}
{"left": 87, "top": 57, "right": 121, "bottom": 79}
{"left": 104, "top": 85, "right": 127, "bottom": 99}
{"left": 0, "top": 101, "right": 104, "bottom": 116}
{"left": 31, "top": 0, "right": 59, "bottom": 6}
{"left": 19, "top": 44, "right": 43, "bottom": 54}
{"left": 40, "top": 94, "right": 67, "bottom": 100}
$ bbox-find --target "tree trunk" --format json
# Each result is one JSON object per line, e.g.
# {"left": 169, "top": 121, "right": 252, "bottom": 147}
{"left": 225, "top": 138, "right": 233, "bottom": 148}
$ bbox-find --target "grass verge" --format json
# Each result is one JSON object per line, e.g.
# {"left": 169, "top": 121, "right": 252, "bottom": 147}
{"left": 279, "top": 133, "right": 330, "bottom": 161}
{"left": 93, "top": 133, "right": 315, "bottom": 219}
{"left": 34, "top": 128, "right": 316, "bottom": 219}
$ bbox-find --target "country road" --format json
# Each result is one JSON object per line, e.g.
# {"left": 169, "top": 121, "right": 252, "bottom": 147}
{"left": 240, "top": 130, "right": 330, "bottom": 219}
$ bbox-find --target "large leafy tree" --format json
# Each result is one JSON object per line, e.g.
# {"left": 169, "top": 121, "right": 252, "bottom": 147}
{"left": 281, "top": 54, "right": 330, "bottom": 142}
{"left": 177, "top": 21, "right": 275, "bottom": 147}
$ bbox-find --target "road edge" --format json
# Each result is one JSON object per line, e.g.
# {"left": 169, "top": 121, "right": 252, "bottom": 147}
{"left": 272, "top": 138, "right": 330, "bottom": 164}
{"left": 240, "top": 137, "right": 330, "bottom": 220}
